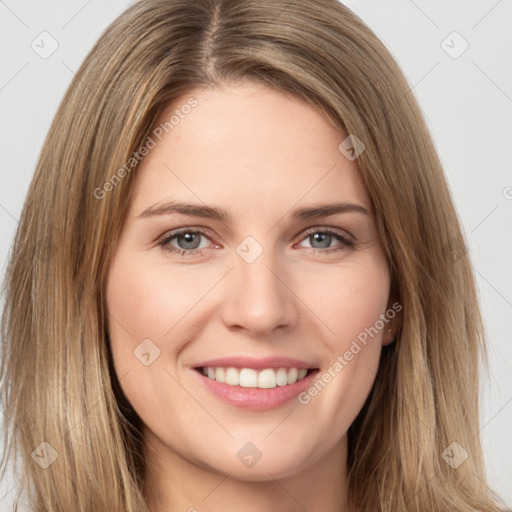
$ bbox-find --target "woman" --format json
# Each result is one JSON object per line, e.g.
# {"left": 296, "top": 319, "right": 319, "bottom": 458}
{"left": 0, "top": 0, "right": 505, "bottom": 510}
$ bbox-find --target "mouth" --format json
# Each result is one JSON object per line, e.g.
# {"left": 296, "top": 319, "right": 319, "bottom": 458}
{"left": 191, "top": 362, "right": 320, "bottom": 411}
{"left": 193, "top": 366, "right": 319, "bottom": 389}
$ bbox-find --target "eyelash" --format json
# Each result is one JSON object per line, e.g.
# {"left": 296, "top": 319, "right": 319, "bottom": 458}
{"left": 157, "top": 227, "right": 354, "bottom": 257}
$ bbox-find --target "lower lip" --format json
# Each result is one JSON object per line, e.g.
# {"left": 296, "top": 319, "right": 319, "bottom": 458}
{"left": 191, "top": 368, "right": 319, "bottom": 411}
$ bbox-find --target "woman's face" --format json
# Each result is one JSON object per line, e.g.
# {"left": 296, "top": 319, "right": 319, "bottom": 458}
{"left": 106, "top": 81, "right": 394, "bottom": 481}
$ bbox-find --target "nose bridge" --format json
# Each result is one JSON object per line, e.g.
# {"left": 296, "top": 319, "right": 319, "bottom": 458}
{"left": 220, "top": 236, "right": 296, "bottom": 335}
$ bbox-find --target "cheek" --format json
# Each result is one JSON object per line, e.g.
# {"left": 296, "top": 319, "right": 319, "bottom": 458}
{"left": 298, "top": 256, "right": 390, "bottom": 348}
{"left": 104, "top": 252, "right": 225, "bottom": 414}
{"left": 106, "top": 261, "right": 194, "bottom": 337}
{"left": 105, "top": 251, "right": 224, "bottom": 352}
{"left": 293, "top": 259, "right": 390, "bottom": 422}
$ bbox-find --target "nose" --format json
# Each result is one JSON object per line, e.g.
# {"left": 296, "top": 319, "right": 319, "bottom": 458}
{"left": 220, "top": 247, "right": 299, "bottom": 337}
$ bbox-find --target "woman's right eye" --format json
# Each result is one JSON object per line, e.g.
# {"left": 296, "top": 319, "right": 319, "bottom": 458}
{"left": 157, "top": 229, "right": 214, "bottom": 256}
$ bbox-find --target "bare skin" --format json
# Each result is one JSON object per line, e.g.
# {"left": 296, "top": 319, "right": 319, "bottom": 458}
{"left": 106, "top": 81, "right": 396, "bottom": 512}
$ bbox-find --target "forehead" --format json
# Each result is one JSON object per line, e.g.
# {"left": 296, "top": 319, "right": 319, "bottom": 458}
{"left": 130, "top": 81, "right": 371, "bottom": 217}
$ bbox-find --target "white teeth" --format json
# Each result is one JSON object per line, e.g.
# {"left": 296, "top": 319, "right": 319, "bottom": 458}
{"left": 225, "top": 367, "right": 240, "bottom": 386}
{"left": 258, "top": 369, "right": 277, "bottom": 388}
{"left": 287, "top": 368, "right": 298, "bottom": 384}
{"left": 215, "top": 367, "right": 225, "bottom": 383}
{"left": 276, "top": 368, "right": 288, "bottom": 386}
{"left": 240, "top": 368, "right": 258, "bottom": 387}
{"left": 201, "top": 366, "right": 310, "bottom": 388}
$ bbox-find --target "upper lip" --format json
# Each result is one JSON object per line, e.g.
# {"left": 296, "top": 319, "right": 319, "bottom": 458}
{"left": 193, "top": 356, "right": 319, "bottom": 370}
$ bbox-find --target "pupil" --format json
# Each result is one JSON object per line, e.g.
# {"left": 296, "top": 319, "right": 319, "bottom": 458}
{"left": 311, "top": 233, "right": 331, "bottom": 249}
{"left": 178, "top": 233, "right": 200, "bottom": 250}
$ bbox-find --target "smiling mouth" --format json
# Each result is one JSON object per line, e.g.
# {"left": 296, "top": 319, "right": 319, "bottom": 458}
{"left": 194, "top": 366, "right": 319, "bottom": 389}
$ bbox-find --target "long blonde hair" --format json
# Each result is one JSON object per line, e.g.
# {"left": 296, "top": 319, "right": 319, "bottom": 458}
{"left": 1, "top": 0, "right": 505, "bottom": 510}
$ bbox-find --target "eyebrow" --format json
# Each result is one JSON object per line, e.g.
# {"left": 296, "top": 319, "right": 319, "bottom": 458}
{"left": 138, "top": 200, "right": 371, "bottom": 221}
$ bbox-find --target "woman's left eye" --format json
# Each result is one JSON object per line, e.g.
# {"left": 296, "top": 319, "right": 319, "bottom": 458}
{"left": 157, "top": 228, "right": 354, "bottom": 256}
{"left": 296, "top": 229, "right": 354, "bottom": 252}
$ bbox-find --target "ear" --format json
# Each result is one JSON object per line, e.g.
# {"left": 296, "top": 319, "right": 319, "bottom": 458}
{"left": 382, "top": 296, "right": 402, "bottom": 346}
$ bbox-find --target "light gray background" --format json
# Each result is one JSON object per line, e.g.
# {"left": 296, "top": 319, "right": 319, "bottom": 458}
{"left": 1, "top": 0, "right": 511, "bottom": 509}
